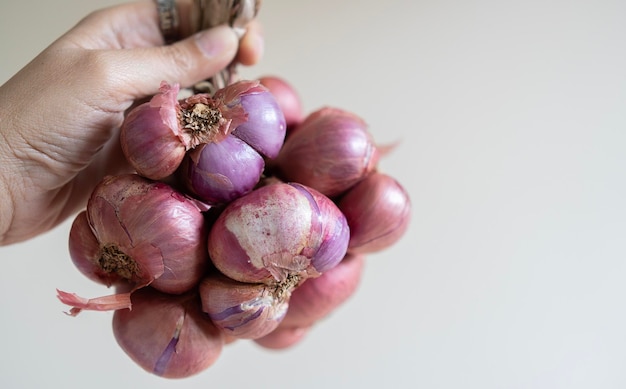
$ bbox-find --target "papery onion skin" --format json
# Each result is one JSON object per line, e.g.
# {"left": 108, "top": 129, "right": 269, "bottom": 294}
{"left": 74, "top": 174, "right": 209, "bottom": 295}
{"left": 120, "top": 82, "right": 186, "bottom": 180}
{"left": 68, "top": 211, "right": 121, "bottom": 287}
{"left": 199, "top": 274, "right": 289, "bottom": 339}
{"left": 271, "top": 107, "right": 379, "bottom": 197}
{"left": 337, "top": 172, "right": 411, "bottom": 254}
{"left": 259, "top": 76, "right": 303, "bottom": 130}
{"left": 113, "top": 287, "right": 224, "bottom": 379}
{"left": 208, "top": 182, "right": 349, "bottom": 284}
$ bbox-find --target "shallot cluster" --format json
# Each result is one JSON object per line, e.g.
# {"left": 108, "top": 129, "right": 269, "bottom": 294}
{"left": 57, "top": 1, "right": 411, "bottom": 380}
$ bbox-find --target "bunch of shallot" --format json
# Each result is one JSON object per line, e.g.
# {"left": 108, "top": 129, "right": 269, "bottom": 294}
{"left": 57, "top": 1, "right": 411, "bottom": 380}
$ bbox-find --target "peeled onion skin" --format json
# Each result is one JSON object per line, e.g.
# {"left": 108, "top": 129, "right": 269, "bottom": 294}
{"left": 270, "top": 107, "right": 380, "bottom": 198}
{"left": 199, "top": 273, "right": 291, "bottom": 339}
{"left": 337, "top": 172, "right": 411, "bottom": 254}
{"left": 255, "top": 253, "right": 365, "bottom": 350}
{"left": 113, "top": 287, "right": 224, "bottom": 379}
{"left": 207, "top": 182, "right": 349, "bottom": 284}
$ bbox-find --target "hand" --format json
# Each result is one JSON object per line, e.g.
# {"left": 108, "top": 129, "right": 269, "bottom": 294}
{"left": 0, "top": 0, "right": 263, "bottom": 245}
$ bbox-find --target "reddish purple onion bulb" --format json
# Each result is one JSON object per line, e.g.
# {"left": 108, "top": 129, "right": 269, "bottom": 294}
{"left": 337, "top": 172, "right": 411, "bottom": 254}
{"left": 120, "top": 80, "right": 286, "bottom": 206}
{"left": 199, "top": 274, "right": 290, "bottom": 339}
{"left": 208, "top": 182, "right": 350, "bottom": 284}
{"left": 201, "top": 182, "right": 350, "bottom": 339}
{"left": 113, "top": 287, "right": 224, "bottom": 379}
{"left": 66, "top": 174, "right": 209, "bottom": 296}
{"left": 120, "top": 82, "right": 186, "bottom": 180}
{"left": 179, "top": 80, "right": 286, "bottom": 205}
{"left": 271, "top": 107, "right": 379, "bottom": 197}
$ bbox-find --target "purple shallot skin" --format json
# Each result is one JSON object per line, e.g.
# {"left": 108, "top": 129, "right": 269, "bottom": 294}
{"left": 180, "top": 80, "right": 286, "bottom": 205}
{"left": 288, "top": 183, "right": 351, "bottom": 274}
{"left": 271, "top": 107, "right": 379, "bottom": 198}
{"left": 207, "top": 182, "right": 349, "bottom": 284}
{"left": 230, "top": 90, "right": 286, "bottom": 158}
{"left": 67, "top": 174, "right": 209, "bottom": 296}
{"left": 112, "top": 287, "right": 224, "bottom": 379}
{"left": 199, "top": 274, "right": 289, "bottom": 339}
{"left": 181, "top": 137, "right": 265, "bottom": 205}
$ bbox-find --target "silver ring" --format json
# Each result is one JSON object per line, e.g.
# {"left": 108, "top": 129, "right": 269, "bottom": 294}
{"left": 156, "top": 0, "right": 180, "bottom": 43}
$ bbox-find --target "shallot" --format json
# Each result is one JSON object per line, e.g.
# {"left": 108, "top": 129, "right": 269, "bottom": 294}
{"left": 199, "top": 273, "right": 289, "bottom": 339}
{"left": 271, "top": 107, "right": 379, "bottom": 197}
{"left": 337, "top": 172, "right": 411, "bottom": 254}
{"left": 113, "top": 287, "right": 224, "bottom": 379}
{"left": 120, "top": 82, "right": 186, "bottom": 180}
{"left": 207, "top": 182, "right": 350, "bottom": 284}
{"left": 60, "top": 174, "right": 209, "bottom": 314}
{"left": 178, "top": 80, "right": 286, "bottom": 204}
{"left": 60, "top": 2, "right": 413, "bottom": 373}
{"left": 121, "top": 80, "right": 286, "bottom": 206}
{"left": 200, "top": 182, "right": 350, "bottom": 339}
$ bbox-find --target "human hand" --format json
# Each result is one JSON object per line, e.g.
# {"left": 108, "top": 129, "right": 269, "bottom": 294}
{"left": 0, "top": 0, "right": 263, "bottom": 245}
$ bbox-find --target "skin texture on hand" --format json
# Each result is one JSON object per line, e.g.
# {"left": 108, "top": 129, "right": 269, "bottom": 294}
{"left": 0, "top": 1, "right": 263, "bottom": 245}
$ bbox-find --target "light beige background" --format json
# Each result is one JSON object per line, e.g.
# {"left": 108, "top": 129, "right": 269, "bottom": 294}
{"left": 1, "top": 0, "right": 626, "bottom": 388}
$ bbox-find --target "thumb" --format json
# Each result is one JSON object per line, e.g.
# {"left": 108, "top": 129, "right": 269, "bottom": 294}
{"left": 113, "top": 25, "right": 239, "bottom": 96}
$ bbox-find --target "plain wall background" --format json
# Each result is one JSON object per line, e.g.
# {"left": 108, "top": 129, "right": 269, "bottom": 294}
{"left": 1, "top": 0, "right": 626, "bottom": 387}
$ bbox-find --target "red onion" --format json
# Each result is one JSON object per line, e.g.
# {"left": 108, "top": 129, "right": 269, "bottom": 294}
{"left": 337, "top": 172, "right": 411, "bottom": 254}
{"left": 208, "top": 182, "right": 350, "bottom": 284}
{"left": 200, "top": 182, "right": 349, "bottom": 339}
{"left": 113, "top": 287, "right": 224, "bottom": 378}
{"left": 120, "top": 80, "right": 286, "bottom": 197}
{"left": 199, "top": 273, "right": 289, "bottom": 339}
{"left": 179, "top": 80, "right": 286, "bottom": 204}
{"left": 271, "top": 107, "right": 379, "bottom": 197}
{"left": 179, "top": 136, "right": 265, "bottom": 205}
{"left": 120, "top": 82, "right": 187, "bottom": 180}
{"left": 259, "top": 75, "right": 304, "bottom": 129}
{"left": 59, "top": 174, "right": 209, "bottom": 314}
{"left": 55, "top": 0, "right": 418, "bottom": 376}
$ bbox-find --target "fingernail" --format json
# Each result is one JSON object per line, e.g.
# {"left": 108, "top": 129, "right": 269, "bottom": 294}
{"left": 195, "top": 26, "right": 237, "bottom": 58}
